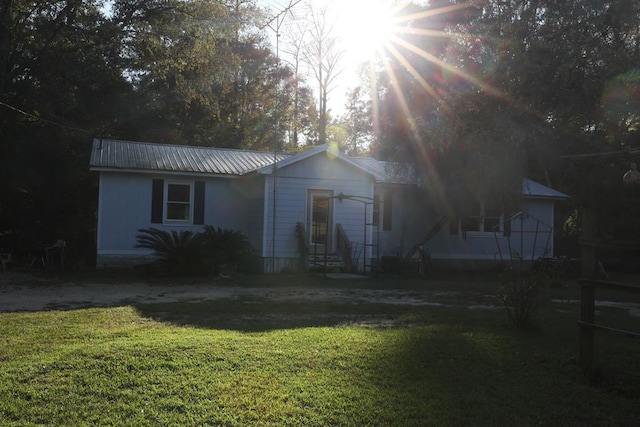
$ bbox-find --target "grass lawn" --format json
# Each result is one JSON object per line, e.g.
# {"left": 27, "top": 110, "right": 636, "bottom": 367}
{"left": 1, "top": 272, "right": 639, "bottom": 426}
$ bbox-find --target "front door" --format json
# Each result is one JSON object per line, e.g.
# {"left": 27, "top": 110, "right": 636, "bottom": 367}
{"left": 308, "top": 190, "right": 333, "bottom": 253}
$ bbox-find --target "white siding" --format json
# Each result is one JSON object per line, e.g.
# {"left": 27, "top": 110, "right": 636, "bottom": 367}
{"left": 97, "top": 173, "right": 155, "bottom": 256}
{"left": 96, "top": 172, "right": 250, "bottom": 265}
{"left": 375, "top": 184, "right": 429, "bottom": 258}
{"left": 427, "top": 198, "right": 557, "bottom": 266}
{"left": 262, "top": 154, "right": 374, "bottom": 268}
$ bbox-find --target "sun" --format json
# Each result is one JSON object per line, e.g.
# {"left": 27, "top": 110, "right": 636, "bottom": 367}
{"left": 334, "top": 0, "right": 398, "bottom": 61}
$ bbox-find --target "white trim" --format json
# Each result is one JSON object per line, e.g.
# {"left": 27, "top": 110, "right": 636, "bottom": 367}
{"left": 522, "top": 178, "right": 569, "bottom": 199}
{"left": 262, "top": 175, "right": 270, "bottom": 257}
{"left": 96, "top": 174, "right": 104, "bottom": 252}
{"left": 453, "top": 201, "right": 503, "bottom": 237}
{"left": 462, "top": 231, "right": 503, "bottom": 239}
{"left": 306, "top": 189, "right": 334, "bottom": 251}
{"left": 97, "top": 249, "right": 155, "bottom": 255}
{"left": 90, "top": 167, "right": 241, "bottom": 179}
{"left": 164, "top": 180, "right": 194, "bottom": 224}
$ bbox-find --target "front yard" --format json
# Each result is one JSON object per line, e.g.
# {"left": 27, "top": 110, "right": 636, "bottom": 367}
{"left": 1, "top": 271, "right": 639, "bottom": 425}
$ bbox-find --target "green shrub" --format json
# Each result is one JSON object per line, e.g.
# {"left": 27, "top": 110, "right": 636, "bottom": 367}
{"left": 135, "top": 226, "right": 254, "bottom": 276}
{"left": 200, "top": 225, "right": 253, "bottom": 274}
{"left": 498, "top": 269, "right": 549, "bottom": 330}
{"left": 135, "top": 228, "right": 205, "bottom": 276}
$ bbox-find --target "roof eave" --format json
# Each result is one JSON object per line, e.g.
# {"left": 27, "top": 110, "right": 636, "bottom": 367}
{"left": 89, "top": 166, "right": 241, "bottom": 179}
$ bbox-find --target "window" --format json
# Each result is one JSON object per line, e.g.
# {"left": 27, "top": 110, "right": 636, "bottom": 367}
{"left": 165, "top": 182, "right": 193, "bottom": 222}
{"left": 483, "top": 204, "right": 501, "bottom": 233}
{"left": 151, "top": 179, "right": 205, "bottom": 225}
{"left": 451, "top": 202, "right": 503, "bottom": 235}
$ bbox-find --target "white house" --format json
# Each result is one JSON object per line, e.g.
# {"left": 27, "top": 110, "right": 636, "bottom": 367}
{"left": 89, "top": 138, "right": 568, "bottom": 272}
{"left": 423, "top": 179, "right": 569, "bottom": 270}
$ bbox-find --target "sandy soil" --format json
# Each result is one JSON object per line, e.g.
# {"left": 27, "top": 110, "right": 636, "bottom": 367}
{"left": 2, "top": 272, "right": 638, "bottom": 318}
{"left": 0, "top": 271, "right": 496, "bottom": 312}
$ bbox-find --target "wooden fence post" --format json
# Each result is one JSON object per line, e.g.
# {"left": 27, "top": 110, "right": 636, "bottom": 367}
{"left": 579, "top": 171, "right": 597, "bottom": 372}
{"left": 579, "top": 281, "right": 595, "bottom": 371}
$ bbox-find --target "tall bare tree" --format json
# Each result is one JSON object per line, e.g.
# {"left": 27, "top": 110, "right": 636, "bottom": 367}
{"left": 281, "top": 21, "right": 309, "bottom": 147}
{"left": 299, "top": 1, "right": 344, "bottom": 145}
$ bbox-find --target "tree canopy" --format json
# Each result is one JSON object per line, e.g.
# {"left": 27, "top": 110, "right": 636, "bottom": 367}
{"left": 370, "top": 0, "right": 640, "bottom": 235}
{"left": 0, "top": 0, "right": 314, "bottom": 259}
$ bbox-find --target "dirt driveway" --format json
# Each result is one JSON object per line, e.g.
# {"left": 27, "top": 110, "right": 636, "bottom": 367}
{"left": 0, "top": 271, "right": 497, "bottom": 312}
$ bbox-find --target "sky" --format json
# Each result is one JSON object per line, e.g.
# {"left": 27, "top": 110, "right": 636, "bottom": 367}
{"left": 259, "top": 0, "right": 397, "bottom": 115}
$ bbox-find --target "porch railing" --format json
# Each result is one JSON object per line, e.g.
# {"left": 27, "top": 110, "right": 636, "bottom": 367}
{"left": 336, "top": 223, "right": 353, "bottom": 272}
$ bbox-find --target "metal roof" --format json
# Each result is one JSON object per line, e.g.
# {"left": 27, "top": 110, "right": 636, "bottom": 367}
{"left": 89, "top": 140, "right": 567, "bottom": 197}
{"left": 523, "top": 178, "right": 569, "bottom": 199}
{"left": 89, "top": 139, "right": 289, "bottom": 175}
{"left": 89, "top": 139, "right": 405, "bottom": 182}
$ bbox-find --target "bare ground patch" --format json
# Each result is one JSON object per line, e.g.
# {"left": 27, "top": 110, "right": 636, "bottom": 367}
{"left": 0, "top": 271, "right": 498, "bottom": 313}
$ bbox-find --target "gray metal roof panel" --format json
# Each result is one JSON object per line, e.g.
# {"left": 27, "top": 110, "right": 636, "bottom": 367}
{"left": 90, "top": 141, "right": 571, "bottom": 199}
{"left": 523, "top": 178, "right": 569, "bottom": 199}
{"left": 90, "top": 139, "right": 288, "bottom": 175}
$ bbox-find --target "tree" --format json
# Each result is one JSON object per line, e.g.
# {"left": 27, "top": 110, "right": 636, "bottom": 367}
{"left": 373, "top": 1, "right": 518, "bottom": 218}
{"left": 298, "top": 1, "right": 344, "bottom": 145}
{"left": 0, "top": 0, "right": 131, "bottom": 260}
{"left": 339, "top": 86, "right": 373, "bottom": 156}
{"left": 0, "top": 0, "right": 316, "bottom": 265}
{"left": 111, "top": 0, "right": 315, "bottom": 150}
{"left": 280, "top": 22, "right": 308, "bottom": 148}
{"left": 373, "top": 0, "right": 640, "bottom": 223}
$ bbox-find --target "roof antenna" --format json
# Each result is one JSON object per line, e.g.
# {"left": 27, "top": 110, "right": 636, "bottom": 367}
{"left": 262, "top": 0, "right": 302, "bottom": 273}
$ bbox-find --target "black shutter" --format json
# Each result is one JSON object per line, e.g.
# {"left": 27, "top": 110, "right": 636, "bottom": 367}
{"left": 450, "top": 216, "right": 459, "bottom": 235}
{"left": 503, "top": 216, "right": 511, "bottom": 237}
{"left": 382, "top": 191, "right": 392, "bottom": 231}
{"left": 194, "top": 181, "right": 205, "bottom": 225}
{"left": 151, "top": 179, "right": 164, "bottom": 223}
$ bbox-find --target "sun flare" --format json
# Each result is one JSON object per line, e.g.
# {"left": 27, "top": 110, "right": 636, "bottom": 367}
{"left": 335, "top": 0, "right": 398, "bottom": 60}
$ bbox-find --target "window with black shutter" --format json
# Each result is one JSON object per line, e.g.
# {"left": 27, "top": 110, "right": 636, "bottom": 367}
{"left": 151, "top": 179, "right": 205, "bottom": 225}
{"left": 151, "top": 179, "right": 164, "bottom": 223}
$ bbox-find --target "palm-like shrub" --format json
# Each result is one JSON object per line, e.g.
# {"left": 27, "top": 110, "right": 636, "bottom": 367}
{"left": 135, "top": 226, "right": 254, "bottom": 276}
{"left": 135, "top": 228, "right": 204, "bottom": 275}
{"left": 200, "top": 225, "right": 253, "bottom": 273}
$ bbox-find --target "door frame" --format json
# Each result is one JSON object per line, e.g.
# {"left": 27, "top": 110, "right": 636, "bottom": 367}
{"left": 307, "top": 189, "right": 334, "bottom": 252}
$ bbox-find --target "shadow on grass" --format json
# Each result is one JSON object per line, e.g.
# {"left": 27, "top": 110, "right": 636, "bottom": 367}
{"left": 134, "top": 297, "right": 424, "bottom": 331}
{"left": 358, "top": 315, "right": 640, "bottom": 425}
{"left": 359, "top": 326, "right": 588, "bottom": 425}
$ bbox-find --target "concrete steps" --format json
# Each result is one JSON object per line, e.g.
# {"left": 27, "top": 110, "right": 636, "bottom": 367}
{"left": 308, "top": 253, "right": 343, "bottom": 270}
